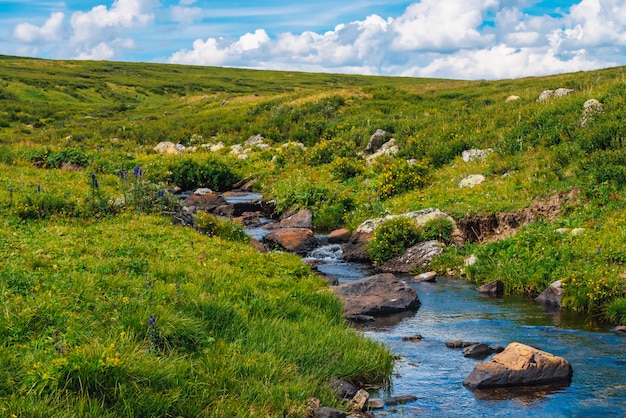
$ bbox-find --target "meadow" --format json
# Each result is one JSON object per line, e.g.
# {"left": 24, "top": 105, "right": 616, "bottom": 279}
{"left": 1, "top": 55, "right": 625, "bottom": 415}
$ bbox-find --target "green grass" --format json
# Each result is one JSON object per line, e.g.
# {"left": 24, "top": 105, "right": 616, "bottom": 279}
{"left": 1, "top": 55, "right": 626, "bottom": 414}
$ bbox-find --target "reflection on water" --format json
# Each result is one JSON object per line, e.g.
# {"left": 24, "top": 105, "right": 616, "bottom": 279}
{"left": 338, "top": 274, "right": 626, "bottom": 417}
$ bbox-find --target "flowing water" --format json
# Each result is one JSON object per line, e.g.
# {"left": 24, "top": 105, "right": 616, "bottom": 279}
{"left": 231, "top": 189, "right": 626, "bottom": 418}
{"left": 310, "top": 244, "right": 626, "bottom": 418}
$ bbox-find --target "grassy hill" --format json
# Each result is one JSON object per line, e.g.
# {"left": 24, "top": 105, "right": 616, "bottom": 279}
{"left": 1, "top": 55, "right": 625, "bottom": 415}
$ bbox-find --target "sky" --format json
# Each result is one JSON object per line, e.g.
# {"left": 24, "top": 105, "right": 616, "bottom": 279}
{"left": 1, "top": 0, "right": 625, "bottom": 80}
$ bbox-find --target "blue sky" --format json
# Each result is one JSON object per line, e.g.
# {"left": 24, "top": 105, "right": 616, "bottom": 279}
{"left": 1, "top": 0, "right": 625, "bottom": 79}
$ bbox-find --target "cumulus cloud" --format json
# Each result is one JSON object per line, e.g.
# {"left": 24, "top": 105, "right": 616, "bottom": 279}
{"left": 13, "top": 12, "right": 65, "bottom": 43}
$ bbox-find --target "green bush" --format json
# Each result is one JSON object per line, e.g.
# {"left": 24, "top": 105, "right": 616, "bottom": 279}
{"left": 579, "top": 149, "right": 626, "bottom": 187}
{"left": 196, "top": 211, "right": 249, "bottom": 243}
{"left": 169, "top": 157, "right": 240, "bottom": 191}
{"left": 46, "top": 148, "right": 89, "bottom": 169}
{"left": 605, "top": 297, "right": 626, "bottom": 325}
{"left": 368, "top": 217, "right": 422, "bottom": 264}
{"left": 375, "top": 159, "right": 428, "bottom": 199}
{"left": 330, "top": 157, "right": 364, "bottom": 180}
{"left": 421, "top": 217, "right": 455, "bottom": 243}
{"left": 15, "top": 192, "right": 77, "bottom": 220}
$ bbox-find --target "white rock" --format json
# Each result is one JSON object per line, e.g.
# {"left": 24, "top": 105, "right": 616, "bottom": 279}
{"left": 458, "top": 174, "right": 485, "bottom": 188}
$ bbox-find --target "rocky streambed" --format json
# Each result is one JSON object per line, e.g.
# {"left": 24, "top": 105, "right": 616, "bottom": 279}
{"left": 179, "top": 190, "right": 626, "bottom": 417}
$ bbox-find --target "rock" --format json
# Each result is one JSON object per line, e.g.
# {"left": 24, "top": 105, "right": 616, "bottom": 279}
{"left": 331, "top": 273, "right": 421, "bottom": 318}
{"left": 341, "top": 231, "right": 373, "bottom": 263}
{"left": 413, "top": 271, "right": 437, "bottom": 282}
{"left": 328, "top": 228, "right": 351, "bottom": 244}
{"left": 506, "top": 95, "right": 520, "bottom": 102}
{"left": 377, "top": 240, "right": 445, "bottom": 274}
{"left": 264, "top": 228, "right": 317, "bottom": 255}
{"left": 537, "top": 88, "right": 575, "bottom": 102}
{"left": 615, "top": 326, "right": 626, "bottom": 333}
{"left": 570, "top": 228, "right": 585, "bottom": 236}
{"left": 194, "top": 188, "right": 213, "bottom": 195}
{"left": 245, "top": 134, "right": 265, "bottom": 146}
{"left": 462, "top": 149, "right": 493, "bottom": 162}
{"left": 458, "top": 174, "right": 485, "bottom": 188}
{"left": 463, "top": 343, "right": 497, "bottom": 359}
{"left": 462, "top": 342, "right": 573, "bottom": 389}
{"left": 535, "top": 280, "right": 563, "bottom": 307}
{"left": 402, "top": 334, "right": 423, "bottom": 342}
{"left": 347, "top": 389, "right": 370, "bottom": 412}
{"left": 182, "top": 193, "right": 228, "bottom": 213}
{"left": 478, "top": 280, "right": 504, "bottom": 296}
{"left": 329, "top": 379, "right": 358, "bottom": 400}
{"left": 446, "top": 340, "right": 480, "bottom": 348}
{"left": 277, "top": 209, "right": 313, "bottom": 229}
{"left": 309, "top": 407, "right": 346, "bottom": 418}
{"left": 356, "top": 208, "right": 453, "bottom": 234}
{"left": 368, "top": 398, "right": 384, "bottom": 410}
{"left": 464, "top": 255, "right": 477, "bottom": 266}
{"left": 385, "top": 395, "right": 418, "bottom": 406}
{"left": 365, "top": 138, "right": 399, "bottom": 164}
{"left": 249, "top": 238, "right": 267, "bottom": 253}
{"left": 364, "top": 129, "right": 386, "bottom": 153}
{"left": 583, "top": 98, "right": 603, "bottom": 114}
{"left": 154, "top": 141, "right": 185, "bottom": 154}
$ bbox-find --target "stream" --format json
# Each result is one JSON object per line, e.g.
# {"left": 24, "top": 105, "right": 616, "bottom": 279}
{"left": 225, "top": 193, "right": 626, "bottom": 417}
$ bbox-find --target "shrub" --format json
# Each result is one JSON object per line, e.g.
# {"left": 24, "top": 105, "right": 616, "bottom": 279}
{"left": 196, "top": 211, "right": 249, "bottom": 243}
{"left": 15, "top": 192, "right": 77, "bottom": 220}
{"left": 169, "top": 157, "right": 240, "bottom": 191}
{"left": 368, "top": 217, "right": 422, "bottom": 264}
{"left": 46, "top": 148, "right": 89, "bottom": 169}
{"left": 421, "top": 217, "right": 455, "bottom": 243}
{"left": 579, "top": 149, "right": 626, "bottom": 187}
{"left": 330, "top": 157, "right": 363, "bottom": 180}
{"left": 605, "top": 297, "right": 626, "bottom": 325}
{"left": 375, "top": 159, "right": 428, "bottom": 199}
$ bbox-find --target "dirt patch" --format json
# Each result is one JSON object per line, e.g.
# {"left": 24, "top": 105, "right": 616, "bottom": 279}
{"left": 457, "top": 189, "right": 578, "bottom": 243}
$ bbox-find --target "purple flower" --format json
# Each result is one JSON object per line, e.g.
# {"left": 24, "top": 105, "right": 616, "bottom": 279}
{"left": 133, "top": 166, "right": 143, "bottom": 178}
{"left": 91, "top": 173, "right": 99, "bottom": 189}
{"left": 118, "top": 169, "right": 128, "bottom": 180}
{"left": 157, "top": 190, "right": 165, "bottom": 198}
{"left": 37, "top": 184, "right": 41, "bottom": 193}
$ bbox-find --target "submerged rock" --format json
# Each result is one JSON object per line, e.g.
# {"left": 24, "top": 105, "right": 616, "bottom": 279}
{"left": 463, "top": 342, "right": 573, "bottom": 389}
{"left": 331, "top": 273, "right": 420, "bottom": 318}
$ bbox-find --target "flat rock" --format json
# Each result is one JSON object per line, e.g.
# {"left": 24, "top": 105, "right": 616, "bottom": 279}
{"left": 182, "top": 193, "right": 228, "bottom": 213}
{"left": 328, "top": 228, "right": 351, "bottom": 244}
{"left": 463, "top": 342, "right": 573, "bottom": 389}
{"left": 446, "top": 340, "right": 480, "bottom": 348}
{"left": 331, "top": 273, "right": 421, "bottom": 318}
{"left": 385, "top": 395, "right": 418, "bottom": 406}
{"left": 377, "top": 240, "right": 445, "bottom": 274}
{"left": 368, "top": 398, "right": 384, "bottom": 410}
{"left": 413, "top": 271, "right": 437, "bottom": 282}
{"left": 458, "top": 174, "right": 485, "bottom": 188}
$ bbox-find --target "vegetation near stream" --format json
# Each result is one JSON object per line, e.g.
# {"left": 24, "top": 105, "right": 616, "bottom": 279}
{"left": 1, "top": 55, "right": 626, "bottom": 415}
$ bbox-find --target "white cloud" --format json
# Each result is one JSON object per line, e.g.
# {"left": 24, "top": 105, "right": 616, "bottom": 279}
{"left": 391, "top": 0, "right": 498, "bottom": 51}
{"left": 75, "top": 42, "right": 115, "bottom": 60}
{"left": 13, "top": 12, "right": 65, "bottom": 43}
{"left": 168, "top": 29, "right": 271, "bottom": 66}
{"left": 170, "top": 5, "right": 203, "bottom": 25}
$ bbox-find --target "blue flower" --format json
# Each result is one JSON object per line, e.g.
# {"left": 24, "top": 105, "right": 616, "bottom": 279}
{"left": 133, "top": 166, "right": 143, "bottom": 178}
{"left": 37, "top": 184, "right": 41, "bottom": 193}
{"left": 157, "top": 190, "right": 165, "bottom": 198}
{"left": 91, "top": 173, "right": 99, "bottom": 189}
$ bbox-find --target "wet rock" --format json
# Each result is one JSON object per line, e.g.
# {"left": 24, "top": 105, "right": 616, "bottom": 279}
{"left": 385, "top": 395, "right": 418, "bottom": 406}
{"left": 249, "top": 238, "right": 267, "bottom": 253}
{"left": 463, "top": 343, "right": 498, "bottom": 359}
{"left": 329, "top": 379, "right": 358, "bottom": 400}
{"left": 535, "top": 280, "right": 563, "bottom": 307}
{"left": 194, "top": 187, "right": 213, "bottom": 195}
{"left": 413, "top": 271, "right": 437, "bottom": 282}
{"left": 615, "top": 326, "right": 626, "bottom": 333}
{"left": 446, "top": 340, "right": 480, "bottom": 348}
{"left": 368, "top": 398, "right": 384, "bottom": 410}
{"left": 378, "top": 240, "right": 445, "bottom": 274}
{"left": 478, "top": 280, "right": 504, "bottom": 296}
{"left": 328, "top": 228, "right": 351, "bottom": 244}
{"left": 463, "top": 342, "right": 573, "bottom": 389}
{"left": 309, "top": 407, "right": 346, "bottom": 418}
{"left": 276, "top": 209, "right": 313, "bottom": 229}
{"left": 264, "top": 228, "right": 317, "bottom": 255}
{"left": 341, "top": 231, "right": 372, "bottom": 263}
{"left": 331, "top": 273, "right": 421, "bottom": 318}
{"left": 458, "top": 174, "right": 485, "bottom": 188}
{"left": 402, "top": 334, "right": 423, "bottom": 342}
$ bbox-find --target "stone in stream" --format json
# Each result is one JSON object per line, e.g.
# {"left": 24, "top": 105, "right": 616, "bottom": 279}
{"left": 327, "top": 228, "right": 351, "bottom": 244}
{"left": 446, "top": 340, "right": 480, "bottom": 349}
{"left": 330, "top": 273, "right": 421, "bottom": 319}
{"left": 463, "top": 343, "right": 499, "bottom": 359}
{"left": 413, "top": 271, "right": 437, "bottom": 282}
{"left": 478, "top": 280, "right": 504, "bottom": 296}
{"left": 385, "top": 394, "right": 418, "bottom": 406}
{"left": 263, "top": 228, "right": 317, "bottom": 255}
{"left": 463, "top": 342, "right": 573, "bottom": 389}
{"left": 535, "top": 280, "right": 563, "bottom": 307}
{"left": 182, "top": 193, "right": 228, "bottom": 213}
{"left": 377, "top": 240, "right": 445, "bottom": 274}
{"left": 328, "top": 378, "right": 358, "bottom": 400}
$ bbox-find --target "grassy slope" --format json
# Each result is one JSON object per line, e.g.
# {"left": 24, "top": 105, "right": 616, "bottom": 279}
{"left": 1, "top": 55, "right": 626, "bottom": 414}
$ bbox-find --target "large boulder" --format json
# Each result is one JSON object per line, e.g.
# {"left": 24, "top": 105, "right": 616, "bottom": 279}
{"left": 331, "top": 273, "right": 421, "bottom": 318}
{"left": 537, "top": 88, "right": 575, "bottom": 102}
{"left": 264, "top": 228, "right": 317, "bottom": 255}
{"left": 276, "top": 209, "right": 313, "bottom": 229}
{"left": 327, "top": 228, "right": 351, "bottom": 244}
{"left": 462, "top": 149, "right": 493, "bottom": 162}
{"left": 366, "top": 138, "right": 398, "bottom": 164}
{"left": 535, "top": 280, "right": 563, "bottom": 307}
{"left": 463, "top": 342, "right": 573, "bottom": 389}
{"left": 458, "top": 174, "right": 485, "bottom": 188}
{"left": 341, "top": 231, "right": 373, "bottom": 263}
{"left": 478, "top": 280, "right": 504, "bottom": 296}
{"left": 377, "top": 240, "right": 445, "bottom": 274}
